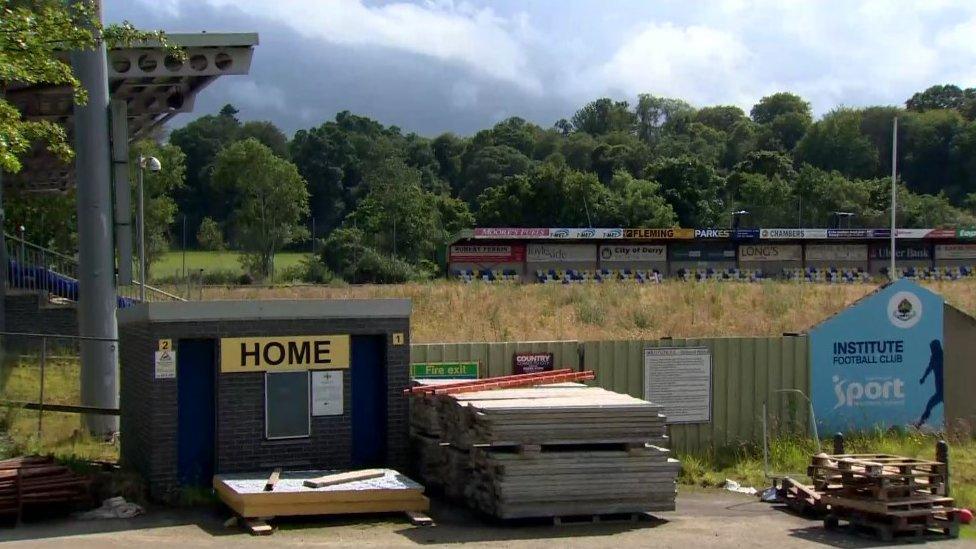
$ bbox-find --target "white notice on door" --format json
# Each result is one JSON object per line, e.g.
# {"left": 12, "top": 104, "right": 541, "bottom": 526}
{"left": 311, "top": 370, "right": 343, "bottom": 416}
{"left": 643, "top": 347, "right": 712, "bottom": 423}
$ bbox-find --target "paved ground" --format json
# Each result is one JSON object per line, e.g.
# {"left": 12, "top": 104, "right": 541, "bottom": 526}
{"left": 0, "top": 491, "right": 970, "bottom": 548}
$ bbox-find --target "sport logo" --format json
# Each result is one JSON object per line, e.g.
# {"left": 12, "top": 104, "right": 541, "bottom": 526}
{"left": 832, "top": 375, "right": 905, "bottom": 409}
{"left": 887, "top": 291, "right": 922, "bottom": 329}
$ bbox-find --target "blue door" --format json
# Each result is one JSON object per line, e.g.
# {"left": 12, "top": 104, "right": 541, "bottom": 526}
{"left": 177, "top": 339, "right": 216, "bottom": 487}
{"left": 351, "top": 336, "right": 387, "bottom": 467}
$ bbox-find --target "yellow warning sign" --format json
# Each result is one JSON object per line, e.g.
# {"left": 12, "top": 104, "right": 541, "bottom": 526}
{"left": 219, "top": 335, "right": 350, "bottom": 373}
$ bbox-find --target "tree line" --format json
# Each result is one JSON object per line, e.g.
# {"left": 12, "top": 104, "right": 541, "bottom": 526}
{"left": 8, "top": 86, "right": 976, "bottom": 283}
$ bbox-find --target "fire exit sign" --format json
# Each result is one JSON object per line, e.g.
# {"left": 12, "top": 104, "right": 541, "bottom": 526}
{"left": 410, "top": 361, "right": 479, "bottom": 380}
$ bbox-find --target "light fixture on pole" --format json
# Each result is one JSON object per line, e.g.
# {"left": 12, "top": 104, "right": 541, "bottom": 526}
{"left": 730, "top": 210, "right": 749, "bottom": 230}
{"left": 831, "top": 211, "right": 855, "bottom": 229}
{"left": 137, "top": 155, "right": 162, "bottom": 301}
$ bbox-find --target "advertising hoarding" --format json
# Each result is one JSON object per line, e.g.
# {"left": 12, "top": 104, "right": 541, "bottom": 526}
{"left": 738, "top": 244, "right": 803, "bottom": 261}
{"left": 599, "top": 244, "right": 667, "bottom": 262}
{"left": 805, "top": 244, "right": 869, "bottom": 262}
{"left": 623, "top": 228, "right": 695, "bottom": 239}
{"left": 526, "top": 243, "right": 597, "bottom": 262}
{"left": 934, "top": 244, "right": 976, "bottom": 260}
{"left": 810, "top": 279, "right": 945, "bottom": 433}
{"left": 449, "top": 244, "right": 525, "bottom": 263}
{"left": 473, "top": 228, "right": 550, "bottom": 238}
{"left": 869, "top": 243, "right": 931, "bottom": 260}
{"left": 513, "top": 352, "right": 555, "bottom": 374}
{"left": 760, "top": 228, "right": 828, "bottom": 239}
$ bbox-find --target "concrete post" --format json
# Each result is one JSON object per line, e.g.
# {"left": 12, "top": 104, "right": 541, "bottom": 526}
{"left": 110, "top": 99, "right": 132, "bottom": 286}
{"left": 71, "top": 0, "right": 119, "bottom": 434}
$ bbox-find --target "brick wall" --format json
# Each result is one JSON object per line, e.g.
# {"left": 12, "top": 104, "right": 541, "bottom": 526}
{"left": 119, "top": 316, "right": 410, "bottom": 501}
{"left": 4, "top": 292, "right": 78, "bottom": 335}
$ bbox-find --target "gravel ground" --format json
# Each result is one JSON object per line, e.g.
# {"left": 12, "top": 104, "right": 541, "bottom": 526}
{"left": 0, "top": 490, "right": 970, "bottom": 548}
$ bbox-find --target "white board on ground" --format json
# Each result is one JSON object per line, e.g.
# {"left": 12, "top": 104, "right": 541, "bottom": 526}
{"left": 311, "top": 370, "right": 343, "bottom": 416}
{"left": 643, "top": 347, "right": 711, "bottom": 423}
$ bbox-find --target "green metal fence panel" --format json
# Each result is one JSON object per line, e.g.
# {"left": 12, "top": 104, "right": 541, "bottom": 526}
{"left": 412, "top": 336, "right": 809, "bottom": 454}
{"left": 583, "top": 336, "right": 810, "bottom": 454}
{"left": 411, "top": 340, "right": 580, "bottom": 379}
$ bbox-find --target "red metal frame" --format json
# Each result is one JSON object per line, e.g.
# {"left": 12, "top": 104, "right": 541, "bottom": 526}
{"left": 405, "top": 369, "right": 595, "bottom": 396}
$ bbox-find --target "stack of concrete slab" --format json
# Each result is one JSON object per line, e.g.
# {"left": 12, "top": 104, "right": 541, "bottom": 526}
{"left": 410, "top": 382, "right": 678, "bottom": 519}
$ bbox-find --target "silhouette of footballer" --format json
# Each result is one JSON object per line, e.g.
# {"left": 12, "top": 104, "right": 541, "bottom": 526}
{"left": 914, "top": 339, "right": 944, "bottom": 429}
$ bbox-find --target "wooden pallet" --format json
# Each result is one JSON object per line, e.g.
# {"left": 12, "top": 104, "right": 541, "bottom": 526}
{"left": 824, "top": 506, "right": 959, "bottom": 542}
{"left": 774, "top": 477, "right": 825, "bottom": 516}
{"left": 821, "top": 492, "right": 954, "bottom": 516}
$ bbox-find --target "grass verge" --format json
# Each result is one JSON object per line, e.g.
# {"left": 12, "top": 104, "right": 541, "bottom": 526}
{"left": 152, "top": 250, "right": 309, "bottom": 281}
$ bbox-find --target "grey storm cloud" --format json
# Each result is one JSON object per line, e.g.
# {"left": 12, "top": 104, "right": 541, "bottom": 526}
{"left": 105, "top": 0, "right": 976, "bottom": 137}
{"left": 104, "top": 1, "right": 575, "bottom": 136}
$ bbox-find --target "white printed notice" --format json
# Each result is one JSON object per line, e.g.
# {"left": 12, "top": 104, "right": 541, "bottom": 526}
{"left": 311, "top": 370, "right": 343, "bottom": 416}
{"left": 643, "top": 347, "right": 712, "bottom": 424}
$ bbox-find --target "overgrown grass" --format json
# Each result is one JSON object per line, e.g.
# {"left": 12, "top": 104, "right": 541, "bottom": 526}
{"left": 151, "top": 250, "right": 309, "bottom": 282}
{"left": 0, "top": 352, "right": 117, "bottom": 462}
{"left": 194, "top": 279, "right": 976, "bottom": 343}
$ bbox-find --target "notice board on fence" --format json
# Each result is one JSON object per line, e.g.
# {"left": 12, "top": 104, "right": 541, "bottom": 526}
{"left": 643, "top": 347, "right": 712, "bottom": 423}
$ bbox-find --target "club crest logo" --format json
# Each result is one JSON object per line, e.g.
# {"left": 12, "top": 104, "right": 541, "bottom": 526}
{"left": 887, "top": 291, "right": 922, "bottom": 329}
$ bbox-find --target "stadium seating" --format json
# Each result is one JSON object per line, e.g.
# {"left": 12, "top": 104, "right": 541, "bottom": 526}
{"left": 675, "top": 267, "right": 765, "bottom": 282}
{"left": 533, "top": 268, "right": 664, "bottom": 283}
{"left": 884, "top": 265, "right": 976, "bottom": 281}
{"left": 453, "top": 268, "right": 520, "bottom": 283}
{"left": 783, "top": 267, "right": 872, "bottom": 283}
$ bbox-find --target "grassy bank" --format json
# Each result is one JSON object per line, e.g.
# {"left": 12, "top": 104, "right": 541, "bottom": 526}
{"left": 194, "top": 279, "right": 976, "bottom": 343}
{"left": 152, "top": 250, "right": 309, "bottom": 281}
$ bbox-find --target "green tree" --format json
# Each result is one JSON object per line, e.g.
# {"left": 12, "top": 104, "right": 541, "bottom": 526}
{"left": 795, "top": 109, "right": 878, "bottom": 178}
{"left": 3, "top": 188, "right": 76, "bottom": 253}
{"left": 750, "top": 92, "right": 812, "bottom": 150}
{"left": 609, "top": 171, "right": 677, "bottom": 227}
{"left": 906, "top": 84, "right": 976, "bottom": 118}
{"left": 571, "top": 98, "right": 636, "bottom": 136}
{"left": 195, "top": 217, "right": 224, "bottom": 251}
{"left": 460, "top": 145, "right": 532, "bottom": 203}
{"left": 131, "top": 139, "right": 185, "bottom": 275}
{"left": 239, "top": 120, "right": 289, "bottom": 158}
{"left": 634, "top": 94, "right": 695, "bottom": 143}
{"left": 732, "top": 173, "right": 796, "bottom": 227}
{"left": 212, "top": 138, "right": 309, "bottom": 279}
{"left": 349, "top": 157, "right": 444, "bottom": 263}
{"left": 0, "top": 0, "right": 176, "bottom": 172}
{"left": 169, "top": 105, "right": 242, "bottom": 236}
{"left": 694, "top": 105, "right": 748, "bottom": 133}
{"left": 645, "top": 156, "right": 726, "bottom": 227}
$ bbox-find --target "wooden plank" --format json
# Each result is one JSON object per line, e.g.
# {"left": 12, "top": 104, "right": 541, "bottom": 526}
{"left": 303, "top": 469, "right": 386, "bottom": 488}
{"left": 243, "top": 518, "right": 273, "bottom": 536}
{"left": 264, "top": 468, "right": 281, "bottom": 492}
{"left": 405, "top": 510, "right": 435, "bottom": 526}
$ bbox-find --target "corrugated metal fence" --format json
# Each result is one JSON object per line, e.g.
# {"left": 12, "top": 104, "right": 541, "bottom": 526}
{"left": 411, "top": 336, "right": 810, "bottom": 454}
{"left": 410, "top": 340, "right": 580, "bottom": 379}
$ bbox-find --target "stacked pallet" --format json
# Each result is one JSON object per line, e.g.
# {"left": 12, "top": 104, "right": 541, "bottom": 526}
{"left": 809, "top": 453, "right": 959, "bottom": 541}
{"left": 413, "top": 382, "right": 678, "bottom": 520}
{"left": 0, "top": 456, "right": 91, "bottom": 518}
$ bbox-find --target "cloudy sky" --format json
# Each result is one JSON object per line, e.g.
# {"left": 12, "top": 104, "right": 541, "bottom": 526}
{"left": 105, "top": 0, "right": 976, "bottom": 137}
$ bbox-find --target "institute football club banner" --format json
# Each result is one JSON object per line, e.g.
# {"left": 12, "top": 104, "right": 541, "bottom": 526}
{"left": 810, "top": 279, "right": 945, "bottom": 433}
